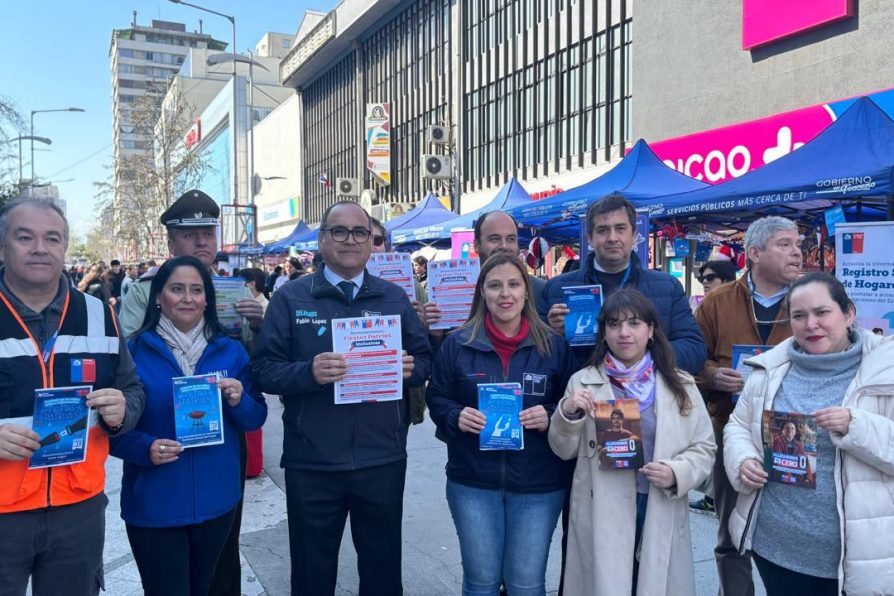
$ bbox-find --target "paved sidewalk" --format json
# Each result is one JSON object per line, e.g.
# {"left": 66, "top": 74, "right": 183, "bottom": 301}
{"left": 99, "top": 397, "right": 764, "bottom": 595}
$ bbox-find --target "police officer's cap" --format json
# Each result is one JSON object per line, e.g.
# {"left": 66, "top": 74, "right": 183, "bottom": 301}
{"left": 160, "top": 190, "right": 220, "bottom": 228}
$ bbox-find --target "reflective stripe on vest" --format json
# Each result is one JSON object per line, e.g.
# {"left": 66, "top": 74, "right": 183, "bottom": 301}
{"left": 0, "top": 290, "right": 117, "bottom": 513}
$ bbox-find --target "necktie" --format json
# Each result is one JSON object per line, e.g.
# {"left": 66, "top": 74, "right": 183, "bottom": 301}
{"left": 337, "top": 280, "right": 354, "bottom": 304}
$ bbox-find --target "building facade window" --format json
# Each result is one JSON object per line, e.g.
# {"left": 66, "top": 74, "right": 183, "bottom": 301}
{"left": 302, "top": 53, "right": 358, "bottom": 223}
{"left": 302, "top": 0, "right": 453, "bottom": 223}
{"left": 462, "top": 0, "right": 632, "bottom": 192}
{"left": 363, "top": 0, "right": 452, "bottom": 205}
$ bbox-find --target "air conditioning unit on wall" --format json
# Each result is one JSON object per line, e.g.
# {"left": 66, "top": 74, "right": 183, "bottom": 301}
{"left": 422, "top": 155, "right": 453, "bottom": 179}
{"left": 336, "top": 177, "right": 360, "bottom": 197}
{"left": 426, "top": 125, "right": 450, "bottom": 145}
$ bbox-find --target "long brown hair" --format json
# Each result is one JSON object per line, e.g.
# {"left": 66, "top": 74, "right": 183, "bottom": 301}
{"left": 459, "top": 254, "right": 555, "bottom": 356}
{"left": 584, "top": 289, "right": 691, "bottom": 414}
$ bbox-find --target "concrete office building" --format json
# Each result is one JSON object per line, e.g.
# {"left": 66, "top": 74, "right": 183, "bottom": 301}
{"left": 165, "top": 36, "right": 294, "bottom": 251}
{"left": 281, "top": 0, "right": 632, "bottom": 224}
{"left": 633, "top": 1, "right": 894, "bottom": 186}
{"left": 109, "top": 16, "right": 226, "bottom": 240}
{"left": 251, "top": 94, "right": 303, "bottom": 244}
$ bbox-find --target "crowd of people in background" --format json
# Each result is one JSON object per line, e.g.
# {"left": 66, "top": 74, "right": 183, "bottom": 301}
{"left": 1, "top": 190, "right": 892, "bottom": 596}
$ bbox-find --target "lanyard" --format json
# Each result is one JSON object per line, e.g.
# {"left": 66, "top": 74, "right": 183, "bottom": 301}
{"left": 593, "top": 260, "right": 633, "bottom": 288}
{"left": 618, "top": 261, "right": 633, "bottom": 289}
{"left": 41, "top": 329, "right": 61, "bottom": 364}
{"left": 0, "top": 290, "right": 71, "bottom": 388}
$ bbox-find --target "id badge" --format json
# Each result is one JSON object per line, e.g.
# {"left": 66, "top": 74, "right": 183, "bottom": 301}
{"left": 523, "top": 373, "right": 547, "bottom": 396}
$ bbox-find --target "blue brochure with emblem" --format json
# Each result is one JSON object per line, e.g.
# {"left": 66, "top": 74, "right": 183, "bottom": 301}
{"left": 29, "top": 385, "right": 93, "bottom": 469}
{"left": 478, "top": 383, "right": 524, "bottom": 451}
{"left": 172, "top": 374, "right": 225, "bottom": 448}
{"left": 562, "top": 285, "right": 603, "bottom": 346}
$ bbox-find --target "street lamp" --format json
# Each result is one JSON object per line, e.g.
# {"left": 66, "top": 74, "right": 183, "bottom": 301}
{"left": 168, "top": 0, "right": 239, "bottom": 206}
{"left": 30, "top": 107, "right": 84, "bottom": 185}
{"left": 10, "top": 135, "right": 51, "bottom": 185}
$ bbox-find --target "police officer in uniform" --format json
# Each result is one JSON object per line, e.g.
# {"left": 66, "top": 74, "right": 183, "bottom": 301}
{"left": 118, "top": 189, "right": 264, "bottom": 595}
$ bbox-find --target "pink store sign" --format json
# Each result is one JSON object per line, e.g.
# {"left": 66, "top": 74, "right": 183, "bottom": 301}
{"left": 649, "top": 103, "right": 836, "bottom": 184}
{"left": 742, "top": 0, "right": 855, "bottom": 50}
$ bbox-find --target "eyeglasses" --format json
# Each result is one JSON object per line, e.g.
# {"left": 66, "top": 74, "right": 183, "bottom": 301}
{"left": 698, "top": 274, "right": 719, "bottom": 284}
{"left": 322, "top": 227, "right": 371, "bottom": 243}
{"left": 372, "top": 235, "right": 385, "bottom": 247}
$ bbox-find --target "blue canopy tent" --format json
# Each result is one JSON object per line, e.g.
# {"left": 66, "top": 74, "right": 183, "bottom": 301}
{"left": 292, "top": 227, "right": 320, "bottom": 252}
{"left": 649, "top": 97, "right": 894, "bottom": 226}
{"left": 507, "top": 139, "right": 709, "bottom": 244}
{"left": 385, "top": 192, "right": 456, "bottom": 238}
{"left": 392, "top": 178, "right": 533, "bottom": 246}
{"left": 251, "top": 220, "right": 312, "bottom": 255}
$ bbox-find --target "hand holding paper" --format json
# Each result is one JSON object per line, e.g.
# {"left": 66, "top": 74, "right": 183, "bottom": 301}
{"left": 401, "top": 350, "right": 414, "bottom": 379}
{"left": 0, "top": 424, "right": 40, "bottom": 461}
{"left": 87, "top": 388, "right": 126, "bottom": 429}
{"left": 313, "top": 353, "right": 348, "bottom": 385}
{"left": 458, "top": 407, "right": 486, "bottom": 434}
{"left": 218, "top": 378, "right": 244, "bottom": 407}
{"left": 520, "top": 405, "right": 549, "bottom": 432}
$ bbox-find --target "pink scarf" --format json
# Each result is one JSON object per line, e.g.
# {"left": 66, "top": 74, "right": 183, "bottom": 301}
{"left": 603, "top": 352, "right": 656, "bottom": 411}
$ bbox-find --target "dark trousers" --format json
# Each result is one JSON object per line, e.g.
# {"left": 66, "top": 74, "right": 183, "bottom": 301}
{"left": 753, "top": 553, "right": 838, "bottom": 596}
{"left": 0, "top": 493, "right": 106, "bottom": 596}
{"left": 126, "top": 507, "right": 237, "bottom": 596}
{"left": 285, "top": 459, "right": 407, "bottom": 596}
{"left": 714, "top": 425, "right": 755, "bottom": 596}
{"left": 209, "top": 429, "right": 247, "bottom": 595}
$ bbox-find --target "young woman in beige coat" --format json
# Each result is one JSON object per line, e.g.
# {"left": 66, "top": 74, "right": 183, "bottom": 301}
{"left": 548, "top": 289, "right": 715, "bottom": 595}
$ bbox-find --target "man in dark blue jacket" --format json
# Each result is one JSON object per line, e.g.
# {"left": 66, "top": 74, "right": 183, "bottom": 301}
{"left": 538, "top": 193, "right": 706, "bottom": 373}
{"left": 251, "top": 201, "right": 431, "bottom": 596}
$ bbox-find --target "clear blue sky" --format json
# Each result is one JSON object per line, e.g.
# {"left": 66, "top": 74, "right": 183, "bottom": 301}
{"left": 0, "top": 0, "right": 327, "bottom": 240}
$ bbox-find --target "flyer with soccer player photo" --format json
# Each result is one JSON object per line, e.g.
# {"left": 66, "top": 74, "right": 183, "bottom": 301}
{"left": 762, "top": 410, "right": 817, "bottom": 489}
{"left": 593, "top": 398, "right": 644, "bottom": 470}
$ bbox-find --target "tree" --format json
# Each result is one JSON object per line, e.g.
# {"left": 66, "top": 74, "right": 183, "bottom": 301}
{"left": 93, "top": 82, "right": 212, "bottom": 259}
{"left": 0, "top": 96, "right": 25, "bottom": 206}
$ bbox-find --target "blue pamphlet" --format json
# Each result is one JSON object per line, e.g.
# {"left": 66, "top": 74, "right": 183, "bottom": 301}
{"left": 562, "top": 285, "right": 603, "bottom": 346}
{"left": 172, "top": 374, "right": 224, "bottom": 448}
{"left": 478, "top": 383, "right": 524, "bottom": 451}
{"left": 29, "top": 385, "right": 93, "bottom": 469}
{"left": 731, "top": 344, "right": 772, "bottom": 403}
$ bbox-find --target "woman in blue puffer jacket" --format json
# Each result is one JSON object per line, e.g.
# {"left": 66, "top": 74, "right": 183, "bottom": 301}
{"left": 427, "top": 254, "right": 575, "bottom": 596}
{"left": 110, "top": 256, "right": 266, "bottom": 596}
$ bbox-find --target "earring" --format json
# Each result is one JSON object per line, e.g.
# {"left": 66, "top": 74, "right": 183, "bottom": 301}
{"left": 155, "top": 304, "right": 161, "bottom": 310}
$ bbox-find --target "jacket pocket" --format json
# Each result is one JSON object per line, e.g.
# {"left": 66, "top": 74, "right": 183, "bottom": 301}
{"left": 0, "top": 461, "right": 42, "bottom": 506}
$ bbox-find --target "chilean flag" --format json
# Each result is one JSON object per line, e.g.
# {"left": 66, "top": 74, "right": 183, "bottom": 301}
{"left": 318, "top": 173, "right": 331, "bottom": 188}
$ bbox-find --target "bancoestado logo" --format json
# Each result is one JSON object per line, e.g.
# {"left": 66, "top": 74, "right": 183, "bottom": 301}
{"left": 815, "top": 177, "right": 876, "bottom": 195}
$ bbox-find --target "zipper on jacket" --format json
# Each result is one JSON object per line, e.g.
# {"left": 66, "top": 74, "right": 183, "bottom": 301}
{"left": 738, "top": 488, "right": 761, "bottom": 554}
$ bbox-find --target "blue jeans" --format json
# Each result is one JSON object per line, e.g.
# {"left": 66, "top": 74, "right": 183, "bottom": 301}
{"left": 446, "top": 480, "right": 564, "bottom": 596}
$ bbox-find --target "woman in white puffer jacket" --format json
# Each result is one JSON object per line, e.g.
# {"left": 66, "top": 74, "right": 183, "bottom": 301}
{"left": 724, "top": 272, "right": 894, "bottom": 596}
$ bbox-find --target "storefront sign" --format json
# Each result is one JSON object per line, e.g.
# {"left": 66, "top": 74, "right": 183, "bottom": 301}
{"left": 184, "top": 119, "right": 202, "bottom": 150}
{"left": 836, "top": 222, "right": 894, "bottom": 335}
{"left": 650, "top": 87, "right": 894, "bottom": 184}
{"left": 366, "top": 103, "right": 391, "bottom": 186}
{"left": 531, "top": 187, "right": 564, "bottom": 201}
{"left": 259, "top": 197, "right": 299, "bottom": 224}
{"left": 743, "top": 0, "right": 854, "bottom": 50}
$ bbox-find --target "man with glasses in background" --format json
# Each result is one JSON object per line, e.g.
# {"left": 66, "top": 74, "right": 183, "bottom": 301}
{"left": 252, "top": 201, "right": 431, "bottom": 595}
{"left": 696, "top": 215, "right": 801, "bottom": 596}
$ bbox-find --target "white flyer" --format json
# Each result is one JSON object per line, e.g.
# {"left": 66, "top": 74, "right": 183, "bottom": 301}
{"left": 332, "top": 315, "right": 403, "bottom": 404}
{"left": 428, "top": 258, "right": 481, "bottom": 330}
{"left": 367, "top": 252, "right": 416, "bottom": 302}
